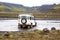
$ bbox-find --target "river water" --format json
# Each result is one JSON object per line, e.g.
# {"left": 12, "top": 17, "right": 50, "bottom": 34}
{"left": 0, "top": 20, "right": 60, "bottom": 31}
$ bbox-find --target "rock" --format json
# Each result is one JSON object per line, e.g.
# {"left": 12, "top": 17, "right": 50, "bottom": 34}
{"left": 4, "top": 32, "right": 9, "bottom": 37}
{"left": 43, "top": 28, "right": 49, "bottom": 33}
{"left": 51, "top": 27, "right": 56, "bottom": 30}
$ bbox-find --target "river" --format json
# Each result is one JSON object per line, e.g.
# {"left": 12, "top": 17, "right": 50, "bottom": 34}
{"left": 0, "top": 20, "right": 60, "bottom": 31}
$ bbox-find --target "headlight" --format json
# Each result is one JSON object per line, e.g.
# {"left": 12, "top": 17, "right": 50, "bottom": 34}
{"left": 21, "top": 18, "right": 27, "bottom": 24}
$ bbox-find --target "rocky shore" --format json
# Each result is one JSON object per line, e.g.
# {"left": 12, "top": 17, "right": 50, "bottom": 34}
{"left": 0, "top": 30, "right": 60, "bottom": 40}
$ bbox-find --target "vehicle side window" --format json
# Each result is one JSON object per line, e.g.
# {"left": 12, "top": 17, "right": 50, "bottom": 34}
{"left": 30, "top": 17, "right": 31, "bottom": 20}
{"left": 21, "top": 16, "right": 26, "bottom": 19}
{"left": 30, "top": 17, "right": 34, "bottom": 20}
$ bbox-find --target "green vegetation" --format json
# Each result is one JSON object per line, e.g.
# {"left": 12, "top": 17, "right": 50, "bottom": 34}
{"left": 0, "top": 5, "right": 13, "bottom": 12}
{"left": 0, "top": 11, "right": 60, "bottom": 19}
{"left": 0, "top": 6, "right": 6, "bottom": 10}
{"left": 0, "top": 12, "right": 18, "bottom": 18}
{"left": 53, "top": 5, "right": 60, "bottom": 9}
{"left": 0, "top": 30, "right": 60, "bottom": 40}
{"left": 0, "top": 5, "right": 25, "bottom": 12}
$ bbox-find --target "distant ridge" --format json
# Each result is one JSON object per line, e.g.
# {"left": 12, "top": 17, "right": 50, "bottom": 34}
{"left": 0, "top": 2, "right": 60, "bottom": 12}
{"left": 0, "top": 2, "right": 25, "bottom": 12}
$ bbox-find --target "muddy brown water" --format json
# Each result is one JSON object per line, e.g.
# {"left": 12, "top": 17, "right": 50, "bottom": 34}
{"left": 0, "top": 20, "right": 60, "bottom": 31}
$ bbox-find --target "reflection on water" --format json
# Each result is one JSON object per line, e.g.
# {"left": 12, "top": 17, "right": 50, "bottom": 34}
{"left": 0, "top": 20, "right": 60, "bottom": 31}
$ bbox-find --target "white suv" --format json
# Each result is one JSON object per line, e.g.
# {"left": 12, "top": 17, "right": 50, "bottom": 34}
{"left": 18, "top": 14, "right": 37, "bottom": 29}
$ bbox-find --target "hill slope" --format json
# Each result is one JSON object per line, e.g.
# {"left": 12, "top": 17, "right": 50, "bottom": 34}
{"left": 44, "top": 4, "right": 60, "bottom": 13}
{"left": 0, "top": 2, "right": 26, "bottom": 12}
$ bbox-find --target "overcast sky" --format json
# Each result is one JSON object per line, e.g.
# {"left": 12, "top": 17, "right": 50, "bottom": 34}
{"left": 0, "top": 0, "right": 60, "bottom": 7}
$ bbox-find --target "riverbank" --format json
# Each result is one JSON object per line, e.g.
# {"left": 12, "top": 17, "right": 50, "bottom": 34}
{"left": 0, "top": 12, "right": 60, "bottom": 20}
{"left": 0, "top": 18, "right": 60, "bottom": 20}
{"left": 0, "top": 18, "right": 18, "bottom": 20}
{"left": 0, "top": 30, "right": 60, "bottom": 40}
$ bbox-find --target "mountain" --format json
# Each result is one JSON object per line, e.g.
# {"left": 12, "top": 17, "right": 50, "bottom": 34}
{"left": 43, "top": 4, "right": 60, "bottom": 13}
{"left": 0, "top": 2, "right": 60, "bottom": 12}
{"left": 0, "top": 2, "right": 26, "bottom": 12}
{"left": 53, "top": 4, "right": 60, "bottom": 9}
{"left": 0, "top": 2, "right": 38, "bottom": 12}
{"left": 36, "top": 4, "right": 57, "bottom": 11}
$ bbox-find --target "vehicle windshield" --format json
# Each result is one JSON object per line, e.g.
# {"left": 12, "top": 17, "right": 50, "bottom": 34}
{"left": 21, "top": 16, "right": 34, "bottom": 20}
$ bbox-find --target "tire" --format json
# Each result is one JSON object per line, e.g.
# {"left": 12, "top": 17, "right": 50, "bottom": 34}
{"left": 28, "top": 26, "right": 31, "bottom": 29}
{"left": 21, "top": 18, "right": 27, "bottom": 24}
{"left": 35, "top": 22, "right": 37, "bottom": 26}
{"left": 18, "top": 25, "right": 21, "bottom": 28}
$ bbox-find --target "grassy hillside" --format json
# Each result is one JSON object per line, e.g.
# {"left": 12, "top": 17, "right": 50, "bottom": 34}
{"left": 44, "top": 4, "right": 60, "bottom": 13}
{"left": 0, "top": 5, "right": 26, "bottom": 12}
{"left": 0, "top": 5, "right": 12, "bottom": 12}
{"left": 53, "top": 5, "right": 60, "bottom": 9}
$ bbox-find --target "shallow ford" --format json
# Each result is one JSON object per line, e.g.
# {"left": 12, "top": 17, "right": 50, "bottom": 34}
{"left": 18, "top": 14, "right": 37, "bottom": 29}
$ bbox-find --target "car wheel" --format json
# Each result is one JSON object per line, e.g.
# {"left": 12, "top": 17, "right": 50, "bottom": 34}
{"left": 22, "top": 25, "right": 26, "bottom": 28}
{"left": 28, "top": 26, "right": 31, "bottom": 29}
{"left": 35, "top": 22, "right": 37, "bottom": 26}
{"left": 21, "top": 18, "right": 27, "bottom": 24}
{"left": 18, "top": 26, "right": 21, "bottom": 28}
